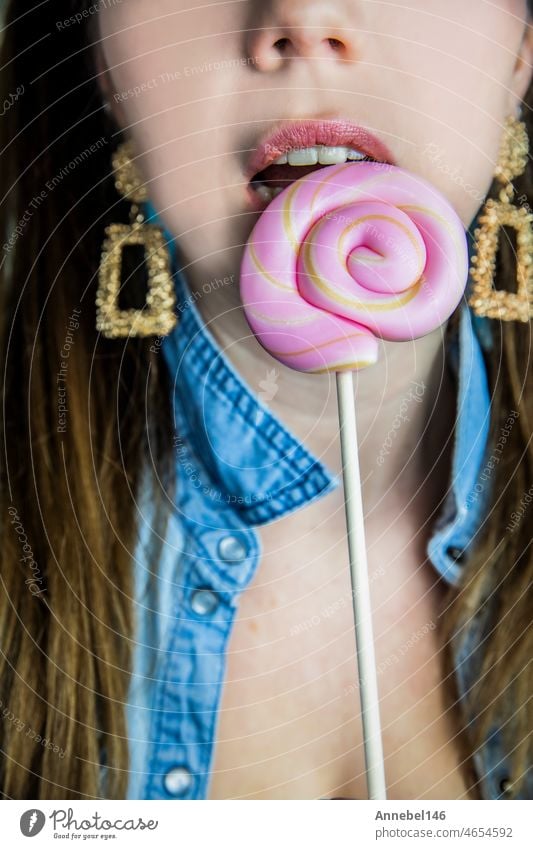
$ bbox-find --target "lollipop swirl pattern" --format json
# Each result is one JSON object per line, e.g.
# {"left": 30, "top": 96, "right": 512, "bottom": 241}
{"left": 240, "top": 161, "right": 469, "bottom": 373}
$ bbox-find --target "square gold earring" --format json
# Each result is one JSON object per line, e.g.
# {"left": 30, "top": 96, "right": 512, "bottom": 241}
{"left": 468, "top": 114, "right": 533, "bottom": 323}
{"left": 96, "top": 140, "right": 177, "bottom": 338}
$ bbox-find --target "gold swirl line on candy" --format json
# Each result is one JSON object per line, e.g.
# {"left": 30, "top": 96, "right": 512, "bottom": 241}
{"left": 301, "top": 230, "right": 424, "bottom": 312}
{"left": 248, "top": 242, "right": 291, "bottom": 292}
{"left": 397, "top": 204, "right": 463, "bottom": 257}
{"left": 282, "top": 180, "right": 303, "bottom": 254}
{"left": 309, "top": 161, "right": 360, "bottom": 210}
{"left": 336, "top": 212, "right": 425, "bottom": 267}
{"left": 247, "top": 307, "right": 320, "bottom": 326}
{"left": 263, "top": 332, "right": 370, "bottom": 358}
{"left": 348, "top": 254, "right": 383, "bottom": 264}
{"left": 311, "top": 360, "right": 375, "bottom": 373}
{"left": 280, "top": 164, "right": 415, "bottom": 265}
{"left": 310, "top": 166, "right": 403, "bottom": 214}
{"left": 282, "top": 168, "right": 344, "bottom": 257}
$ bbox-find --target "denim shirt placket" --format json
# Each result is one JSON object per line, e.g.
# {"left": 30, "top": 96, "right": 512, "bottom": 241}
{"left": 143, "top": 478, "right": 261, "bottom": 800}
{"left": 142, "top": 361, "right": 260, "bottom": 798}
{"left": 141, "top": 294, "right": 338, "bottom": 799}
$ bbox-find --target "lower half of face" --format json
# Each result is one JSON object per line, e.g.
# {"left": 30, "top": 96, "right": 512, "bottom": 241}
{"left": 97, "top": 0, "right": 529, "bottom": 288}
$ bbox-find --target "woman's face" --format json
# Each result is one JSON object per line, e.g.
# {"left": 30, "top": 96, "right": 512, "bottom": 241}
{"left": 95, "top": 1, "right": 532, "bottom": 286}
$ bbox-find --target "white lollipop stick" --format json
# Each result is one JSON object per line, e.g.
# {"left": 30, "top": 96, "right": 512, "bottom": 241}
{"left": 336, "top": 370, "right": 387, "bottom": 800}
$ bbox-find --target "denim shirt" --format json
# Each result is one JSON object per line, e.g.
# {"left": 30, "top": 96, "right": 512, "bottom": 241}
{"left": 126, "top": 219, "right": 528, "bottom": 801}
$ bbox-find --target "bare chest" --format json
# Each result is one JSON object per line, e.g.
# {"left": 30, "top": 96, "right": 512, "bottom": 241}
{"left": 207, "top": 520, "right": 474, "bottom": 800}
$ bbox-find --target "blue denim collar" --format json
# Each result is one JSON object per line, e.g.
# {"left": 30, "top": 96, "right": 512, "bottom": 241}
{"left": 161, "top": 268, "right": 338, "bottom": 525}
{"left": 146, "top": 202, "right": 492, "bottom": 586}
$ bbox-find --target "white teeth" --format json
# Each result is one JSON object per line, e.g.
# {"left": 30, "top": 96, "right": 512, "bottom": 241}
{"left": 255, "top": 184, "right": 274, "bottom": 202}
{"left": 287, "top": 147, "right": 319, "bottom": 165}
{"left": 346, "top": 148, "right": 368, "bottom": 160}
{"left": 270, "top": 145, "right": 370, "bottom": 167}
{"left": 253, "top": 184, "right": 286, "bottom": 204}
{"left": 316, "top": 145, "right": 351, "bottom": 164}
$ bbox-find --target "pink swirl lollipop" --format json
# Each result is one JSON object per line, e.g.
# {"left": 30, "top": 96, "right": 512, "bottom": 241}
{"left": 240, "top": 161, "right": 469, "bottom": 373}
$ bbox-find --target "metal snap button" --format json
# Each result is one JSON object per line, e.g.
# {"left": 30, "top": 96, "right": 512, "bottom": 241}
{"left": 499, "top": 777, "right": 513, "bottom": 796}
{"left": 217, "top": 534, "right": 248, "bottom": 563}
{"left": 190, "top": 588, "right": 220, "bottom": 615}
{"left": 163, "top": 766, "right": 193, "bottom": 797}
{"left": 447, "top": 545, "right": 465, "bottom": 562}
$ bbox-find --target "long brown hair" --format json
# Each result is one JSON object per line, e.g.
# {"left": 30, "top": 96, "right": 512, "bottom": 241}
{"left": 0, "top": 0, "right": 531, "bottom": 799}
{"left": 441, "top": 118, "right": 533, "bottom": 795}
{"left": 0, "top": 0, "right": 174, "bottom": 798}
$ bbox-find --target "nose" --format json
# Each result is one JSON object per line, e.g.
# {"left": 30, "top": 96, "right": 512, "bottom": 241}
{"left": 247, "top": 0, "right": 358, "bottom": 71}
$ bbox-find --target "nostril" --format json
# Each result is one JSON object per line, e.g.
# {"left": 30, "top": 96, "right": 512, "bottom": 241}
{"left": 258, "top": 32, "right": 351, "bottom": 64}
{"left": 325, "top": 37, "right": 346, "bottom": 53}
{"left": 273, "top": 37, "right": 291, "bottom": 53}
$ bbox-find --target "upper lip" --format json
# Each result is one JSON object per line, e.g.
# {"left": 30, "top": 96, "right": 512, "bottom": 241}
{"left": 246, "top": 118, "right": 396, "bottom": 180}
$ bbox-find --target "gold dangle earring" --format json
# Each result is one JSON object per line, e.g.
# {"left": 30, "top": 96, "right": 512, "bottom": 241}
{"left": 468, "top": 113, "right": 533, "bottom": 323}
{"left": 96, "top": 140, "right": 177, "bottom": 338}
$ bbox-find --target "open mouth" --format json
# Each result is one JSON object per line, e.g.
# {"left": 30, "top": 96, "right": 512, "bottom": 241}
{"left": 250, "top": 145, "right": 382, "bottom": 203}
{"left": 246, "top": 121, "right": 395, "bottom": 209}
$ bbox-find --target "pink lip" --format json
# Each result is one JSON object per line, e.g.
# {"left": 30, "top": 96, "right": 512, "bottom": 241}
{"left": 246, "top": 118, "right": 396, "bottom": 180}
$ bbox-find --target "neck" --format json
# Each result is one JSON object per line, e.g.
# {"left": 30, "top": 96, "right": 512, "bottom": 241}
{"left": 190, "top": 276, "right": 456, "bottom": 529}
